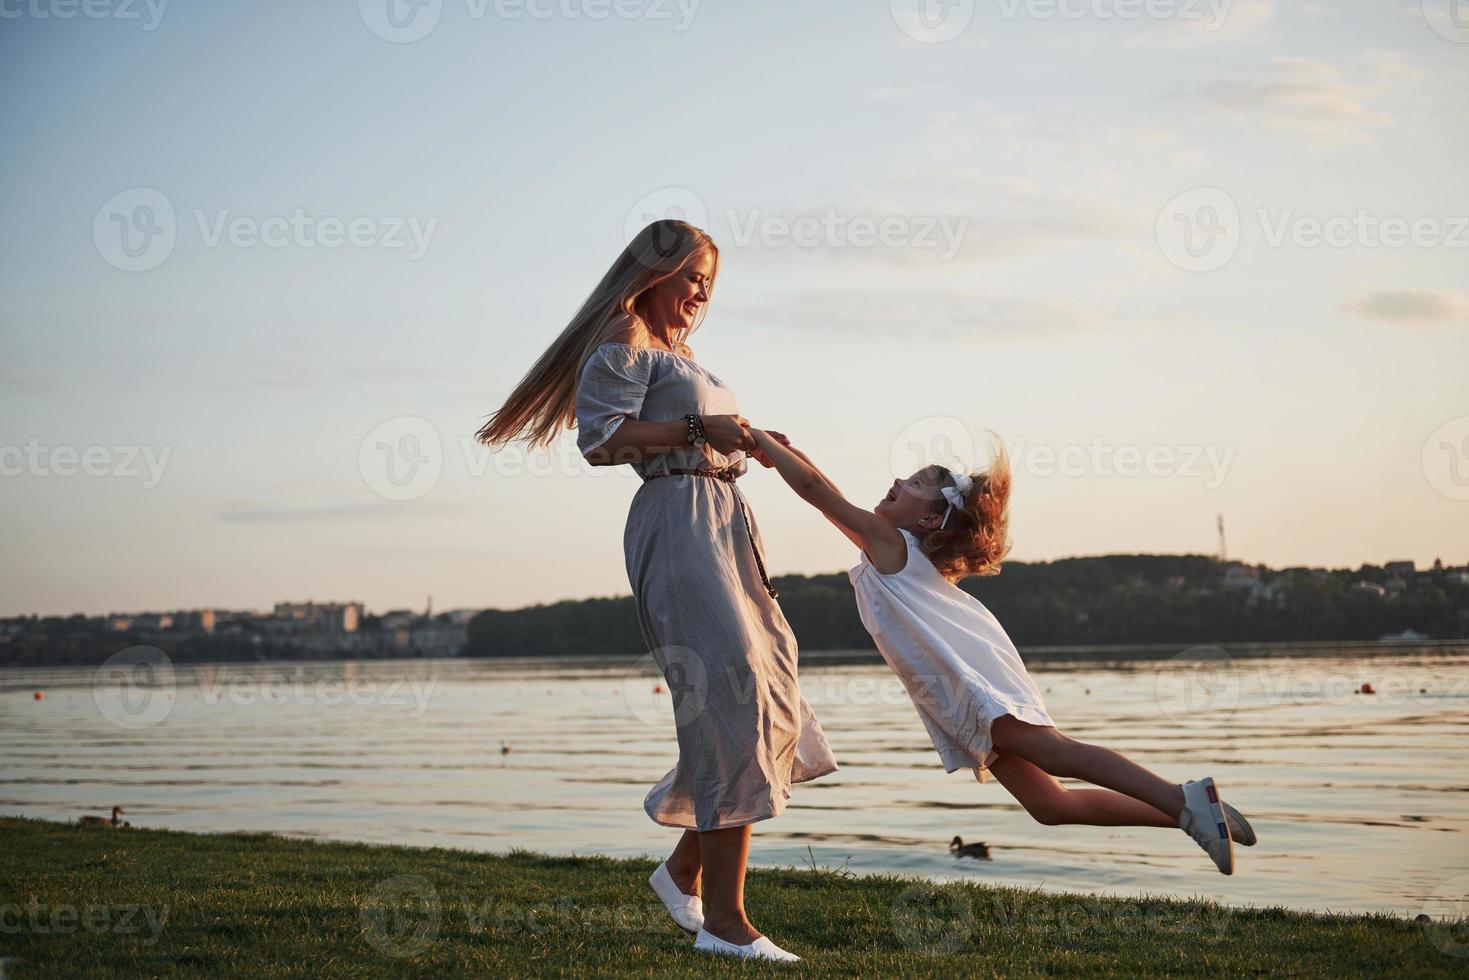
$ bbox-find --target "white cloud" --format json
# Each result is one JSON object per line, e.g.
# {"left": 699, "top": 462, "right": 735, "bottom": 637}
{"left": 1192, "top": 54, "right": 1395, "bottom": 148}
{"left": 1127, "top": 0, "right": 1274, "bottom": 46}
{"left": 1342, "top": 289, "right": 1469, "bottom": 323}
{"left": 724, "top": 289, "right": 1110, "bottom": 341}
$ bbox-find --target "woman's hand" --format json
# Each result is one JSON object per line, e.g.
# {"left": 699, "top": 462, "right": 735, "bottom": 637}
{"left": 700, "top": 414, "right": 751, "bottom": 455}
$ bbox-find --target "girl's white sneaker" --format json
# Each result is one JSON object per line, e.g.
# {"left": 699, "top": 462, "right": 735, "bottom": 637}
{"left": 1222, "top": 800, "right": 1257, "bottom": 846}
{"left": 694, "top": 927, "right": 801, "bottom": 962}
{"left": 648, "top": 862, "right": 703, "bottom": 934}
{"left": 1179, "top": 777, "right": 1235, "bottom": 875}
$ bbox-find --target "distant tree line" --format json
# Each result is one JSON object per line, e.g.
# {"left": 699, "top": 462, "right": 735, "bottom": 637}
{"left": 465, "top": 555, "right": 1469, "bottom": 658}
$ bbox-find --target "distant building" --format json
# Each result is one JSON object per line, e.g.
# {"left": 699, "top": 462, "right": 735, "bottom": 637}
{"left": 1223, "top": 564, "right": 1260, "bottom": 590}
{"left": 1384, "top": 561, "right": 1416, "bottom": 578}
{"left": 1351, "top": 581, "right": 1387, "bottom": 597}
{"left": 272, "top": 601, "right": 363, "bottom": 634}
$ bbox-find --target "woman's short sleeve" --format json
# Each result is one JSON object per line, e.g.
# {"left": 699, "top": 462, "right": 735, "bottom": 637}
{"left": 575, "top": 346, "right": 654, "bottom": 460}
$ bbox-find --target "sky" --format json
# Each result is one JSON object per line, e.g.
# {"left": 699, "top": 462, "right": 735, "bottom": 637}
{"left": 1, "top": 0, "right": 1466, "bottom": 617}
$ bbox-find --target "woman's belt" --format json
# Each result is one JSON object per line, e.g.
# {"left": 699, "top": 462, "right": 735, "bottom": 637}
{"left": 641, "top": 466, "right": 779, "bottom": 599}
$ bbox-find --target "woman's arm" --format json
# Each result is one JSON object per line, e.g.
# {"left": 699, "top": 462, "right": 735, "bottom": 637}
{"left": 746, "top": 427, "right": 903, "bottom": 558}
{"left": 585, "top": 414, "right": 753, "bottom": 466}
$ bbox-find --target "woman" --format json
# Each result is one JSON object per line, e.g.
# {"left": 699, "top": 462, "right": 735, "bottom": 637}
{"left": 476, "top": 219, "right": 837, "bottom": 962}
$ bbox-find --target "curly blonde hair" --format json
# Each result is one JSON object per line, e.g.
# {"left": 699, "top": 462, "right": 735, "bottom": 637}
{"left": 914, "top": 442, "right": 1013, "bottom": 583}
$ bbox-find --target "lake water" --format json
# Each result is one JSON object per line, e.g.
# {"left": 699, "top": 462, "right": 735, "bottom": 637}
{"left": 3, "top": 645, "right": 1467, "bottom": 918}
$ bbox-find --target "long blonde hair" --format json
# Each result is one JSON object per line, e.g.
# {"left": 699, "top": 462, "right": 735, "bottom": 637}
{"left": 475, "top": 220, "right": 719, "bottom": 450}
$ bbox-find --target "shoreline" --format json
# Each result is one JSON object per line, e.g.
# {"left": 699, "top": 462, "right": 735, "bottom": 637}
{"left": 2, "top": 637, "right": 1464, "bottom": 677}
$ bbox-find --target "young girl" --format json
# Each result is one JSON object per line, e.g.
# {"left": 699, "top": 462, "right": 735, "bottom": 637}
{"left": 744, "top": 426, "right": 1256, "bottom": 875}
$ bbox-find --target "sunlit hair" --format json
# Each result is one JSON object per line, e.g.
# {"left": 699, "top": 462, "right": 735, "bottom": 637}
{"left": 914, "top": 438, "right": 1013, "bottom": 583}
{"left": 474, "top": 220, "right": 719, "bottom": 449}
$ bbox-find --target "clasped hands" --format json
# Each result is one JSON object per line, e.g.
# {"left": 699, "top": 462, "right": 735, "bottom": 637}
{"left": 698, "top": 414, "right": 789, "bottom": 467}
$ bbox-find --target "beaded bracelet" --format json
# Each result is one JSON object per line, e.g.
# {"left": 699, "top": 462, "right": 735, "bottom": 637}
{"left": 685, "top": 413, "right": 706, "bottom": 447}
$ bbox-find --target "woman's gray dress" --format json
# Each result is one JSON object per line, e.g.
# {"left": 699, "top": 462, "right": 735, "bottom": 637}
{"left": 575, "top": 342, "right": 838, "bottom": 831}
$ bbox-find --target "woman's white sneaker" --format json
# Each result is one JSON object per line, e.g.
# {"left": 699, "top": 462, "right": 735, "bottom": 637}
{"left": 648, "top": 862, "right": 703, "bottom": 934}
{"left": 694, "top": 927, "right": 801, "bottom": 962}
{"left": 1179, "top": 777, "right": 1235, "bottom": 875}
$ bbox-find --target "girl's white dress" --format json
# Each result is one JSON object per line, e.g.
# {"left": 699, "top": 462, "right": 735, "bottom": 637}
{"left": 848, "top": 527, "right": 1056, "bottom": 783}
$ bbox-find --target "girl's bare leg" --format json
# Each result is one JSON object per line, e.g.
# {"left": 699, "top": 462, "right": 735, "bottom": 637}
{"left": 988, "top": 749, "right": 1177, "bottom": 827}
{"left": 666, "top": 830, "right": 702, "bottom": 896}
{"left": 989, "top": 715, "right": 1187, "bottom": 823}
{"left": 698, "top": 825, "right": 761, "bottom": 945}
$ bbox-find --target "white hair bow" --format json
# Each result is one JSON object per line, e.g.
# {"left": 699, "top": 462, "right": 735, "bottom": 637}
{"left": 939, "top": 472, "right": 974, "bottom": 529}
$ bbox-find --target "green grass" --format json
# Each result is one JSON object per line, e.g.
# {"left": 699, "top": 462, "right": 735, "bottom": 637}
{"left": 0, "top": 816, "right": 1461, "bottom": 977}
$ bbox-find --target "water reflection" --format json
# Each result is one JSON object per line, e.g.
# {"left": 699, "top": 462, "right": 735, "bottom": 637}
{"left": 2, "top": 648, "right": 1466, "bottom": 916}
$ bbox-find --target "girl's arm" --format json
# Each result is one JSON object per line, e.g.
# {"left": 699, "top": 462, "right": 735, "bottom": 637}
{"left": 753, "top": 431, "right": 841, "bottom": 494}
{"left": 746, "top": 427, "right": 904, "bottom": 560}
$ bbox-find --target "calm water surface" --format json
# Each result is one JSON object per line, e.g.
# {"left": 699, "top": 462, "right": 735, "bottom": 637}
{"left": 3, "top": 646, "right": 1467, "bottom": 917}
